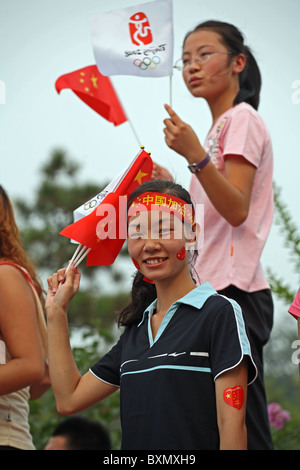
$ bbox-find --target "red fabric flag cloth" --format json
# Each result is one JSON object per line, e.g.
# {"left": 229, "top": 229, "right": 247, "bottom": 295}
{"left": 55, "top": 65, "right": 127, "bottom": 126}
{"left": 60, "top": 148, "right": 153, "bottom": 266}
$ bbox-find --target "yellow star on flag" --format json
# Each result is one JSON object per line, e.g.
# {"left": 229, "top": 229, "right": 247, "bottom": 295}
{"left": 134, "top": 170, "right": 148, "bottom": 185}
{"left": 91, "top": 74, "right": 98, "bottom": 89}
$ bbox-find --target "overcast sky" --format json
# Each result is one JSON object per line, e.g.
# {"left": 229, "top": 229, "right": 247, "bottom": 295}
{"left": 1, "top": 0, "right": 299, "bottom": 316}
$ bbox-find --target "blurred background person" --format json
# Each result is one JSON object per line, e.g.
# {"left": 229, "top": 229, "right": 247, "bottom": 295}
{"left": 44, "top": 416, "right": 111, "bottom": 450}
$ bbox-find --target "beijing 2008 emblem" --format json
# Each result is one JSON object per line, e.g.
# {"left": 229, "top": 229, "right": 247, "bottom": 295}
{"left": 127, "top": 11, "right": 166, "bottom": 72}
{"left": 129, "top": 12, "right": 153, "bottom": 46}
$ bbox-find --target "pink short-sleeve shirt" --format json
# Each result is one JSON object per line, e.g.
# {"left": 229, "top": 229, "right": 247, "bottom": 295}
{"left": 190, "top": 103, "right": 274, "bottom": 292}
{"left": 288, "top": 288, "right": 300, "bottom": 319}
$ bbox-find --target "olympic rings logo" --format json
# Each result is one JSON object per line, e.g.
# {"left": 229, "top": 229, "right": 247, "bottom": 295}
{"left": 84, "top": 199, "right": 97, "bottom": 211}
{"left": 133, "top": 55, "right": 161, "bottom": 70}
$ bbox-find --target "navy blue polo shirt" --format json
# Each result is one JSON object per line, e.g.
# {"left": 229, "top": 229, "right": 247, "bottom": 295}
{"left": 90, "top": 282, "right": 256, "bottom": 450}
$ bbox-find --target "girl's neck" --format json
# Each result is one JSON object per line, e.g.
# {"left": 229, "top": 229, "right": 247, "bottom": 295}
{"left": 209, "top": 95, "right": 235, "bottom": 126}
{"left": 155, "top": 271, "right": 196, "bottom": 315}
{"left": 208, "top": 84, "right": 239, "bottom": 127}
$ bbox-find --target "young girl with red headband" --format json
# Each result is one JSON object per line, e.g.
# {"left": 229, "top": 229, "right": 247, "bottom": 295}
{"left": 46, "top": 180, "right": 256, "bottom": 450}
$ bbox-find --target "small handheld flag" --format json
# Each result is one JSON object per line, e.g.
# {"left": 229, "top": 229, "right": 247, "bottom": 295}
{"left": 90, "top": 0, "right": 174, "bottom": 78}
{"left": 55, "top": 65, "right": 127, "bottom": 126}
{"left": 60, "top": 147, "right": 153, "bottom": 267}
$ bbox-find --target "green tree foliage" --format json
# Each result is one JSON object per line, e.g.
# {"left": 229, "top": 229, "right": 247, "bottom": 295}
{"left": 29, "top": 325, "right": 122, "bottom": 449}
{"left": 267, "top": 182, "right": 299, "bottom": 304}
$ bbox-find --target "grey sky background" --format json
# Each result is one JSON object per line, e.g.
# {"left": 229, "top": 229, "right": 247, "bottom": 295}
{"left": 1, "top": 0, "right": 299, "bottom": 322}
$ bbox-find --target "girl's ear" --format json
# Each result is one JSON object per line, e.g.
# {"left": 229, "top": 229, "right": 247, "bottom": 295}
{"left": 232, "top": 53, "right": 246, "bottom": 75}
{"left": 185, "top": 222, "right": 200, "bottom": 247}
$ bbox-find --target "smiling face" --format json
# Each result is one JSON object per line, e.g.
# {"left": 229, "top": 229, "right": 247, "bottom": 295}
{"left": 127, "top": 210, "right": 195, "bottom": 284}
{"left": 182, "top": 29, "right": 242, "bottom": 103}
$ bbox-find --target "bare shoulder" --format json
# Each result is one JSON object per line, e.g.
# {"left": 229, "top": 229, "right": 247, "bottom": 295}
{"left": 0, "top": 262, "right": 34, "bottom": 297}
{"left": 0, "top": 262, "right": 26, "bottom": 282}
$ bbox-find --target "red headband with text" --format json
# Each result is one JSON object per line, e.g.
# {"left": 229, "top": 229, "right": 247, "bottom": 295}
{"left": 128, "top": 192, "right": 195, "bottom": 225}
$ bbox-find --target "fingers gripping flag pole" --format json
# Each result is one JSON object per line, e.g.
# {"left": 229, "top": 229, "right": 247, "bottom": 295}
{"left": 60, "top": 147, "right": 153, "bottom": 270}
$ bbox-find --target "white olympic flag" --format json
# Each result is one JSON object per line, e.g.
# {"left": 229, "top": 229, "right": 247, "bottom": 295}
{"left": 90, "top": 0, "right": 174, "bottom": 78}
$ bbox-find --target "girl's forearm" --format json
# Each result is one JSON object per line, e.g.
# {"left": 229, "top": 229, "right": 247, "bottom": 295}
{"left": 29, "top": 361, "right": 51, "bottom": 400}
{"left": 219, "top": 421, "right": 247, "bottom": 450}
{"left": 163, "top": 106, "right": 255, "bottom": 226}
{"left": 0, "top": 358, "right": 44, "bottom": 396}
{"left": 46, "top": 306, "right": 82, "bottom": 412}
{"left": 196, "top": 161, "right": 250, "bottom": 226}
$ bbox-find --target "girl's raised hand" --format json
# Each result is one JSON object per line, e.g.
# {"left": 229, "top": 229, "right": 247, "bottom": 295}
{"left": 46, "top": 266, "right": 81, "bottom": 314}
{"left": 163, "top": 104, "right": 205, "bottom": 163}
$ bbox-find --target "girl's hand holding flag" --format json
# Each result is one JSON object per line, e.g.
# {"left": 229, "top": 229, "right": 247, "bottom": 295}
{"left": 46, "top": 266, "right": 81, "bottom": 314}
{"left": 163, "top": 104, "right": 207, "bottom": 163}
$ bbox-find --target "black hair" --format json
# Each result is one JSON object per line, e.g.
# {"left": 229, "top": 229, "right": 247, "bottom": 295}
{"left": 118, "top": 179, "right": 198, "bottom": 327}
{"left": 52, "top": 416, "right": 111, "bottom": 450}
{"left": 184, "top": 20, "right": 262, "bottom": 110}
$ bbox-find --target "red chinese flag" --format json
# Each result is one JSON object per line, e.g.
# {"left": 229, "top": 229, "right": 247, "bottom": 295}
{"left": 60, "top": 148, "right": 153, "bottom": 266}
{"left": 55, "top": 65, "right": 127, "bottom": 126}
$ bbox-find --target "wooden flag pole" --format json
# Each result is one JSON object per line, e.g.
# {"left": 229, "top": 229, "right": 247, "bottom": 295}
{"left": 111, "top": 76, "right": 142, "bottom": 148}
{"left": 60, "top": 244, "right": 91, "bottom": 285}
{"left": 127, "top": 118, "right": 142, "bottom": 147}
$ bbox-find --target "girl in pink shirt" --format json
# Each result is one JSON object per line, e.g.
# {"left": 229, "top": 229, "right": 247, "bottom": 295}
{"left": 153, "top": 20, "right": 274, "bottom": 449}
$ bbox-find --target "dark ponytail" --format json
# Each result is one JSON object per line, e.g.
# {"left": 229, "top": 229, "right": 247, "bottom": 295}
{"left": 117, "top": 180, "right": 198, "bottom": 327}
{"left": 236, "top": 45, "right": 261, "bottom": 109}
{"left": 184, "top": 20, "right": 261, "bottom": 110}
{"left": 117, "top": 270, "right": 156, "bottom": 327}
